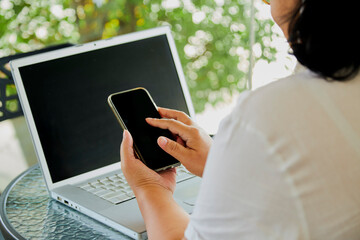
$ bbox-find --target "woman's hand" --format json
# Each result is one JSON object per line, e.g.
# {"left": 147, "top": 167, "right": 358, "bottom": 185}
{"left": 146, "top": 107, "right": 213, "bottom": 177}
{"left": 121, "top": 130, "right": 190, "bottom": 240}
{"left": 120, "top": 130, "right": 176, "bottom": 195}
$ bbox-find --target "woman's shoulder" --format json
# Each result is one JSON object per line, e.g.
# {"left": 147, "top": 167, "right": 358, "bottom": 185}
{"left": 230, "top": 66, "right": 360, "bottom": 133}
{"left": 248, "top": 67, "right": 316, "bottom": 106}
{"left": 232, "top": 68, "right": 314, "bottom": 119}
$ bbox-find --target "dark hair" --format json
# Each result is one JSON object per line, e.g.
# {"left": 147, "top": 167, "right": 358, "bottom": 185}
{"left": 287, "top": 0, "right": 360, "bottom": 81}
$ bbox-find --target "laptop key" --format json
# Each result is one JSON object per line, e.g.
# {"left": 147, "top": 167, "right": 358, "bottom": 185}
{"left": 96, "top": 189, "right": 112, "bottom": 197}
{"left": 101, "top": 179, "right": 112, "bottom": 185}
{"left": 113, "top": 186, "right": 124, "bottom": 191}
{"left": 126, "top": 192, "right": 135, "bottom": 198}
{"left": 87, "top": 187, "right": 103, "bottom": 194}
{"left": 102, "top": 191, "right": 125, "bottom": 200}
{"left": 88, "top": 180, "right": 99, "bottom": 186}
{"left": 91, "top": 182, "right": 103, "bottom": 188}
{"left": 80, "top": 183, "right": 90, "bottom": 188}
{"left": 80, "top": 185, "right": 94, "bottom": 191}
{"left": 109, "top": 194, "right": 132, "bottom": 204}
{"left": 105, "top": 184, "right": 116, "bottom": 190}
{"left": 108, "top": 175, "right": 120, "bottom": 181}
{"left": 176, "top": 173, "right": 194, "bottom": 182}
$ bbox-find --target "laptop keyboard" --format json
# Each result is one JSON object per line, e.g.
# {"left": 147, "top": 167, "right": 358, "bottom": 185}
{"left": 79, "top": 165, "right": 194, "bottom": 205}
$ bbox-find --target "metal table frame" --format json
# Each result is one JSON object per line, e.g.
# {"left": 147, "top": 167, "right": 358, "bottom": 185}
{"left": 0, "top": 164, "right": 131, "bottom": 240}
{"left": 0, "top": 165, "right": 36, "bottom": 240}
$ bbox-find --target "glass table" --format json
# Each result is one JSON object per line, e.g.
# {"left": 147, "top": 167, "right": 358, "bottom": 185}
{"left": 0, "top": 164, "right": 133, "bottom": 239}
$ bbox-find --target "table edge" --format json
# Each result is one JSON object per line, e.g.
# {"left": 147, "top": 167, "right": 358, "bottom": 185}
{"left": 0, "top": 164, "right": 39, "bottom": 240}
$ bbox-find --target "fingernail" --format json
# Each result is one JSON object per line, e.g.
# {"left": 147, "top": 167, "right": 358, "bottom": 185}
{"left": 123, "top": 130, "right": 127, "bottom": 139}
{"left": 158, "top": 137, "right": 167, "bottom": 147}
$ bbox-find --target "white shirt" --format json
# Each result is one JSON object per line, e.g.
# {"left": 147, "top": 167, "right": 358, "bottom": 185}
{"left": 185, "top": 68, "right": 360, "bottom": 239}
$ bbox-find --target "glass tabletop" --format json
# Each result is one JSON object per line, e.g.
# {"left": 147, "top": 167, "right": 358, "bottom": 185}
{"left": 0, "top": 164, "right": 132, "bottom": 239}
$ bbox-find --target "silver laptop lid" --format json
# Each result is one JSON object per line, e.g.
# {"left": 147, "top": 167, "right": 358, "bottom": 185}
{"left": 10, "top": 26, "right": 195, "bottom": 190}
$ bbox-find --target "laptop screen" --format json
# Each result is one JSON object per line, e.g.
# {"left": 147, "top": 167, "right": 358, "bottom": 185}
{"left": 19, "top": 35, "right": 190, "bottom": 183}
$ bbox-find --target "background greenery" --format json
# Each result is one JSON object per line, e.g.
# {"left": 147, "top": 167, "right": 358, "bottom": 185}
{"left": 0, "top": 0, "right": 276, "bottom": 113}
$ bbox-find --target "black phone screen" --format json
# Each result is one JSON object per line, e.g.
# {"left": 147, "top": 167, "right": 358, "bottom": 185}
{"left": 110, "top": 88, "right": 180, "bottom": 170}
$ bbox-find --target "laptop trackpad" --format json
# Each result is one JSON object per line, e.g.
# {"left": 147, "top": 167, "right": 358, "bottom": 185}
{"left": 174, "top": 177, "right": 201, "bottom": 212}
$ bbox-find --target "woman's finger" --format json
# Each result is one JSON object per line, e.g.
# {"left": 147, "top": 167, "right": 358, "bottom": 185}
{"left": 157, "top": 107, "right": 192, "bottom": 125}
{"left": 146, "top": 118, "right": 193, "bottom": 141}
{"left": 157, "top": 137, "right": 192, "bottom": 163}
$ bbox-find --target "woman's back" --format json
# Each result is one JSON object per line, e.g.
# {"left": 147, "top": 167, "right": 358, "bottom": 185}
{"left": 119, "top": 1, "right": 360, "bottom": 239}
{"left": 185, "top": 68, "right": 360, "bottom": 239}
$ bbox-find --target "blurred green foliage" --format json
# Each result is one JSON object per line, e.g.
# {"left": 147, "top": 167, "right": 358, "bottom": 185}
{"left": 0, "top": 0, "right": 276, "bottom": 113}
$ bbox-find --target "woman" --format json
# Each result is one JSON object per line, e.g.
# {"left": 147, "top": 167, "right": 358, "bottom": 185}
{"left": 121, "top": 0, "right": 360, "bottom": 239}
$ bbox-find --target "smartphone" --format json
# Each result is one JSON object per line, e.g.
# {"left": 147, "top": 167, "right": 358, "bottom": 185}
{"left": 108, "top": 87, "right": 180, "bottom": 171}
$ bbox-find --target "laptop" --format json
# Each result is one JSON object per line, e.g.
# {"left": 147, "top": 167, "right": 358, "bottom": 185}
{"left": 10, "top": 26, "right": 201, "bottom": 240}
